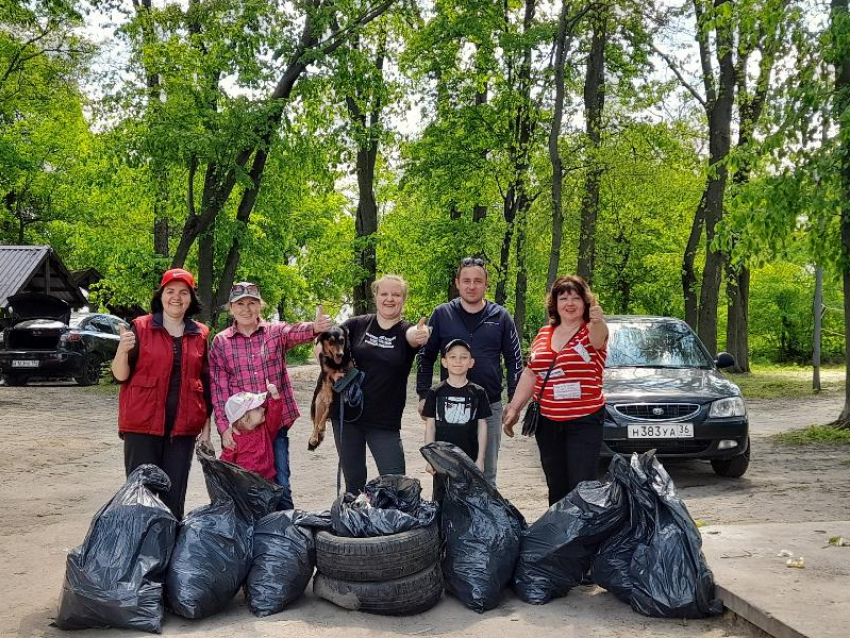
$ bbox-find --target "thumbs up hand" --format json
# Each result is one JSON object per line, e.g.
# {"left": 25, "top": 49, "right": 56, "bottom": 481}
{"left": 117, "top": 324, "right": 135, "bottom": 354}
{"left": 313, "top": 305, "right": 332, "bottom": 334}
{"left": 410, "top": 317, "right": 431, "bottom": 346}
{"left": 589, "top": 295, "right": 604, "bottom": 323}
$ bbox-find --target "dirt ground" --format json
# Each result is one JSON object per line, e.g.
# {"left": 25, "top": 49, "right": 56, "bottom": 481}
{"left": 2, "top": 363, "right": 849, "bottom": 638}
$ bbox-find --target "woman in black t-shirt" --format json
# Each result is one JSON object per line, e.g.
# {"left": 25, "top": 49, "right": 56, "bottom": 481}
{"left": 327, "top": 275, "right": 430, "bottom": 494}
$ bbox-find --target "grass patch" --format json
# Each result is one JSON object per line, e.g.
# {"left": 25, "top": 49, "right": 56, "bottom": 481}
{"left": 723, "top": 364, "right": 844, "bottom": 399}
{"left": 772, "top": 425, "right": 850, "bottom": 445}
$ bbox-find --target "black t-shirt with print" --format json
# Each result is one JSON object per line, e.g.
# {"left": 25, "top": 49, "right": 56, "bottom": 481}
{"left": 334, "top": 314, "right": 418, "bottom": 430}
{"left": 422, "top": 380, "right": 492, "bottom": 460}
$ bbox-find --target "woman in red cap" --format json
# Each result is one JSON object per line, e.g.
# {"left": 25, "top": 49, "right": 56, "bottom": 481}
{"left": 110, "top": 268, "right": 212, "bottom": 518}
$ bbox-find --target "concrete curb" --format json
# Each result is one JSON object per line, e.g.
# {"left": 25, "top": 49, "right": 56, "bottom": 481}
{"left": 702, "top": 521, "right": 850, "bottom": 638}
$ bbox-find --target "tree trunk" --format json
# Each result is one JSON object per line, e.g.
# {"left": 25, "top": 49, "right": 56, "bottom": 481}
{"left": 514, "top": 208, "right": 529, "bottom": 340}
{"left": 831, "top": 0, "right": 850, "bottom": 427}
{"left": 347, "top": 32, "right": 385, "bottom": 316}
{"left": 682, "top": 191, "right": 705, "bottom": 330}
{"left": 576, "top": 9, "right": 607, "bottom": 286}
{"left": 352, "top": 142, "right": 379, "bottom": 315}
{"left": 813, "top": 263, "right": 823, "bottom": 392}
{"left": 495, "top": 201, "right": 515, "bottom": 306}
{"left": 497, "top": 0, "right": 536, "bottom": 310}
{"left": 547, "top": 0, "right": 569, "bottom": 291}
{"left": 510, "top": 0, "right": 535, "bottom": 328}
{"left": 132, "top": 0, "right": 170, "bottom": 258}
{"left": 197, "top": 226, "right": 215, "bottom": 324}
{"left": 695, "top": 0, "right": 736, "bottom": 356}
{"left": 725, "top": 265, "right": 749, "bottom": 371}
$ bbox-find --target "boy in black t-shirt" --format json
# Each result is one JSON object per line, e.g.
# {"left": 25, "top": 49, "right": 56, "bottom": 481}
{"left": 422, "top": 339, "right": 491, "bottom": 500}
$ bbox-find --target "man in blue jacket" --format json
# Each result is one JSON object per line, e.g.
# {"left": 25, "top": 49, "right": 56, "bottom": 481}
{"left": 417, "top": 257, "right": 523, "bottom": 486}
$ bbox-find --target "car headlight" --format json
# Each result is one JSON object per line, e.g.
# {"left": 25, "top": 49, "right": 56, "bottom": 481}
{"left": 709, "top": 397, "right": 746, "bottom": 418}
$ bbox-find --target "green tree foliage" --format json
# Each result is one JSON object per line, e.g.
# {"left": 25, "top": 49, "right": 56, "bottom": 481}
{"left": 3, "top": 0, "right": 849, "bottom": 414}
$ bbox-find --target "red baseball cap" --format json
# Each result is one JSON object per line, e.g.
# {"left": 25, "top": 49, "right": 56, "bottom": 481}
{"left": 160, "top": 268, "right": 196, "bottom": 289}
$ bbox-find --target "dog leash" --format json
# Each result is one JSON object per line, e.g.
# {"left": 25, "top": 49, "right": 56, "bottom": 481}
{"left": 333, "top": 370, "right": 364, "bottom": 496}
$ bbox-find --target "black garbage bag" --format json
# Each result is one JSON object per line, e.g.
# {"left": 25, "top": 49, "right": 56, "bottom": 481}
{"left": 55, "top": 465, "right": 178, "bottom": 633}
{"left": 244, "top": 510, "right": 316, "bottom": 617}
{"left": 197, "top": 442, "right": 284, "bottom": 521}
{"left": 513, "top": 475, "right": 627, "bottom": 604}
{"left": 421, "top": 442, "right": 526, "bottom": 613}
{"left": 627, "top": 452, "right": 722, "bottom": 618}
{"left": 330, "top": 475, "right": 438, "bottom": 537}
{"left": 364, "top": 474, "right": 422, "bottom": 511}
{"left": 292, "top": 510, "right": 332, "bottom": 530}
{"left": 164, "top": 444, "right": 282, "bottom": 619}
{"left": 591, "top": 455, "right": 656, "bottom": 602}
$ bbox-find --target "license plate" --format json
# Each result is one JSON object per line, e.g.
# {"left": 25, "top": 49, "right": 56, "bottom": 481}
{"left": 12, "top": 360, "right": 39, "bottom": 368}
{"left": 627, "top": 422, "right": 693, "bottom": 439}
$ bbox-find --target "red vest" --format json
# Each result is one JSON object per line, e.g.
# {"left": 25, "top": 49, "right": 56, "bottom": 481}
{"left": 118, "top": 314, "right": 210, "bottom": 437}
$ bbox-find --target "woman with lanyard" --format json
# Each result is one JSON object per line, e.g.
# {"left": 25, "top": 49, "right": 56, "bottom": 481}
{"left": 111, "top": 268, "right": 211, "bottom": 519}
{"left": 324, "top": 274, "right": 430, "bottom": 495}
{"left": 502, "top": 275, "right": 609, "bottom": 506}
{"left": 210, "top": 282, "right": 332, "bottom": 509}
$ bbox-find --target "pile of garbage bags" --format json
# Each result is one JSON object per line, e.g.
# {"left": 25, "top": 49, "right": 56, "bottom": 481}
{"left": 55, "top": 440, "right": 721, "bottom": 631}
{"left": 422, "top": 443, "right": 720, "bottom": 618}
{"left": 55, "top": 444, "right": 319, "bottom": 632}
{"left": 513, "top": 452, "right": 722, "bottom": 618}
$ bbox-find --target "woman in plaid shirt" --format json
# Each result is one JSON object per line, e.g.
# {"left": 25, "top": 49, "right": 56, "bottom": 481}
{"left": 209, "top": 282, "right": 331, "bottom": 508}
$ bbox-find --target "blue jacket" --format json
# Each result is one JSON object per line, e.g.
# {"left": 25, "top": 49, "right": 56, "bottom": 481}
{"left": 416, "top": 298, "right": 523, "bottom": 403}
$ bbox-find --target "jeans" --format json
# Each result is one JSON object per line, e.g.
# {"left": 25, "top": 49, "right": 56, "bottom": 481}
{"left": 332, "top": 418, "right": 406, "bottom": 495}
{"left": 483, "top": 400, "right": 503, "bottom": 487}
{"left": 273, "top": 428, "right": 294, "bottom": 510}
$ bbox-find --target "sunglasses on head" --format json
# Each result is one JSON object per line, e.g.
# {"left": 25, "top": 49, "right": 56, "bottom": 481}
{"left": 460, "top": 257, "right": 486, "bottom": 267}
{"left": 229, "top": 283, "right": 259, "bottom": 300}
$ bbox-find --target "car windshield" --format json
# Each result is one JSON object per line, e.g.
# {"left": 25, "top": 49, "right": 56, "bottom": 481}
{"left": 606, "top": 320, "right": 714, "bottom": 369}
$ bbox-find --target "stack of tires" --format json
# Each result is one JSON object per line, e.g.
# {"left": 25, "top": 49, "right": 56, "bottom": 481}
{"left": 313, "top": 523, "right": 443, "bottom": 615}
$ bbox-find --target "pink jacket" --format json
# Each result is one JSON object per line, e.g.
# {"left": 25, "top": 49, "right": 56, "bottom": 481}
{"left": 220, "top": 397, "right": 285, "bottom": 480}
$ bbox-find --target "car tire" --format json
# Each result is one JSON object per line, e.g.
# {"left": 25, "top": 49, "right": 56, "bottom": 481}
{"left": 313, "top": 561, "right": 443, "bottom": 615}
{"left": 711, "top": 439, "right": 750, "bottom": 478}
{"left": 315, "top": 523, "right": 440, "bottom": 582}
{"left": 2, "top": 373, "right": 29, "bottom": 387}
{"left": 75, "top": 355, "right": 102, "bottom": 386}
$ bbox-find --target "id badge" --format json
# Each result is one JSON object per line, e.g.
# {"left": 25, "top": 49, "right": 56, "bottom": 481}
{"left": 553, "top": 382, "right": 582, "bottom": 400}
{"left": 573, "top": 343, "right": 591, "bottom": 363}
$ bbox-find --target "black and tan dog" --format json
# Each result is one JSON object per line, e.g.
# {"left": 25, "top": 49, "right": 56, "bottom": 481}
{"left": 309, "top": 326, "right": 354, "bottom": 451}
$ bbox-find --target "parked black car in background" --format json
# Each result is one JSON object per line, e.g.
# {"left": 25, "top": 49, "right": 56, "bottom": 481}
{"left": 602, "top": 316, "right": 750, "bottom": 478}
{"left": 0, "top": 293, "right": 128, "bottom": 386}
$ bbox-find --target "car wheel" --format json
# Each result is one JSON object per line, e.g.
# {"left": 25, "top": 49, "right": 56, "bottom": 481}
{"left": 75, "top": 355, "right": 102, "bottom": 386}
{"left": 711, "top": 439, "right": 750, "bottom": 478}
{"left": 315, "top": 523, "right": 440, "bottom": 582}
{"left": 313, "top": 561, "right": 443, "bottom": 615}
{"left": 3, "top": 373, "right": 29, "bottom": 387}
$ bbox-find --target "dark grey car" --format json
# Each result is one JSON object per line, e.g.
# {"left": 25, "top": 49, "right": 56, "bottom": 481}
{"left": 601, "top": 316, "right": 750, "bottom": 478}
{"left": 0, "top": 293, "right": 129, "bottom": 386}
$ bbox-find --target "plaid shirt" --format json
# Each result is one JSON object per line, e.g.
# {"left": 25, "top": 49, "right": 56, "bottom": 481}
{"left": 209, "top": 320, "right": 315, "bottom": 433}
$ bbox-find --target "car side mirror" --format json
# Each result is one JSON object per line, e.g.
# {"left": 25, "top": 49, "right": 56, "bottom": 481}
{"left": 715, "top": 352, "right": 735, "bottom": 369}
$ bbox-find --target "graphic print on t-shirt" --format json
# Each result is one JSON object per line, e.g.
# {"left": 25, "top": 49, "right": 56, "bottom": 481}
{"left": 364, "top": 331, "right": 397, "bottom": 349}
{"left": 442, "top": 395, "right": 472, "bottom": 424}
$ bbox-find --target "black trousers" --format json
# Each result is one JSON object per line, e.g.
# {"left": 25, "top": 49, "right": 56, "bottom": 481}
{"left": 123, "top": 433, "right": 196, "bottom": 519}
{"left": 331, "top": 418, "right": 405, "bottom": 494}
{"left": 534, "top": 408, "right": 605, "bottom": 506}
